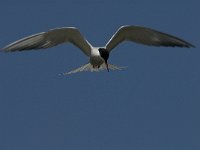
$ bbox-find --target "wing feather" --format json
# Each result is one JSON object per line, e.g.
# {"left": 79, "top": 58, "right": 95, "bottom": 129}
{"left": 2, "top": 27, "right": 92, "bottom": 56}
{"left": 106, "top": 25, "right": 194, "bottom": 52}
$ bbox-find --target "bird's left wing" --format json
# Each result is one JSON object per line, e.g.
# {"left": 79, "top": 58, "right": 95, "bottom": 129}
{"left": 2, "top": 27, "right": 92, "bottom": 56}
{"left": 106, "top": 25, "right": 194, "bottom": 52}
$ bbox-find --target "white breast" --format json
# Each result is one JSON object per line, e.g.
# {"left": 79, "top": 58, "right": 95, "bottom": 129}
{"left": 90, "top": 47, "right": 100, "bottom": 56}
{"left": 90, "top": 47, "right": 104, "bottom": 67}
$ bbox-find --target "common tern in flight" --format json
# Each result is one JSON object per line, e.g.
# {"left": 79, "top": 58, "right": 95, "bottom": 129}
{"left": 2, "top": 25, "right": 194, "bottom": 74}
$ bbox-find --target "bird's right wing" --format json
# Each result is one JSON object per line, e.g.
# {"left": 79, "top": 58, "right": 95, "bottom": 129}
{"left": 2, "top": 27, "right": 92, "bottom": 56}
{"left": 106, "top": 25, "right": 194, "bottom": 52}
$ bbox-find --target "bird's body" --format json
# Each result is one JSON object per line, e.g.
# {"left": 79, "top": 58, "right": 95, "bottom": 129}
{"left": 90, "top": 47, "right": 104, "bottom": 68}
{"left": 2, "top": 25, "right": 194, "bottom": 74}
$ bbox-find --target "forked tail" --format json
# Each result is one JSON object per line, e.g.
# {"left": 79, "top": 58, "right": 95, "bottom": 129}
{"left": 61, "top": 63, "right": 126, "bottom": 75}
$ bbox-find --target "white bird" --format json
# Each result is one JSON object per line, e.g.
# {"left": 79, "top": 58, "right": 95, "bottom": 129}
{"left": 2, "top": 25, "right": 194, "bottom": 74}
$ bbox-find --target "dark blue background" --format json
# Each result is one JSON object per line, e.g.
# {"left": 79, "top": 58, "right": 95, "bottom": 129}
{"left": 0, "top": 0, "right": 199, "bottom": 150}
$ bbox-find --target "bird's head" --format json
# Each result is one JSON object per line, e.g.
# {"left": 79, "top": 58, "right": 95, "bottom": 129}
{"left": 98, "top": 48, "right": 110, "bottom": 72}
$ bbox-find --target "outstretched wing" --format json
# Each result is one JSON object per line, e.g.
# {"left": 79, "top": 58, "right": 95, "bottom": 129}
{"left": 106, "top": 25, "right": 194, "bottom": 52}
{"left": 2, "top": 27, "right": 92, "bottom": 56}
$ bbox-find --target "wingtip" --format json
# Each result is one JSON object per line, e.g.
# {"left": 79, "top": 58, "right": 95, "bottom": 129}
{"left": 184, "top": 43, "right": 195, "bottom": 48}
{"left": 0, "top": 47, "right": 11, "bottom": 52}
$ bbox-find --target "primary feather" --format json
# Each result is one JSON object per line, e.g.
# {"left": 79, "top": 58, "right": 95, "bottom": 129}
{"left": 106, "top": 25, "right": 194, "bottom": 52}
{"left": 3, "top": 27, "right": 92, "bottom": 56}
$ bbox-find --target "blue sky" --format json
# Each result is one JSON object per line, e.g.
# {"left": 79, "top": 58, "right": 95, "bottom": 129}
{"left": 0, "top": 0, "right": 199, "bottom": 150}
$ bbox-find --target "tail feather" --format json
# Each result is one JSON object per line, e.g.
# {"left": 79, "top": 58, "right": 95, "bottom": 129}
{"left": 61, "top": 63, "right": 126, "bottom": 75}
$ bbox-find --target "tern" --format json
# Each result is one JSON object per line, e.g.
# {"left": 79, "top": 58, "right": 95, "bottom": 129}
{"left": 2, "top": 25, "right": 194, "bottom": 74}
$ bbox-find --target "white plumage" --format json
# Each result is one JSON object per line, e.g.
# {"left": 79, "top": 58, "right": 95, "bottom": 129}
{"left": 2, "top": 25, "right": 194, "bottom": 74}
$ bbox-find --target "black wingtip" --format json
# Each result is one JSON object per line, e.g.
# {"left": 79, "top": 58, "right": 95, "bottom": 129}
{"left": 177, "top": 44, "right": 195, "bottom": 48}
{"left": 184, "top": 44, "right": 195, "bottom": 48}
{"left": 179, "top": 39, "right": 195, "bottom": 48}
{"left": 161, "top": 40, "right": 195, "bottom": 48}
{"left": 181, "top": 41, "right": 195, "bottom": 48}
